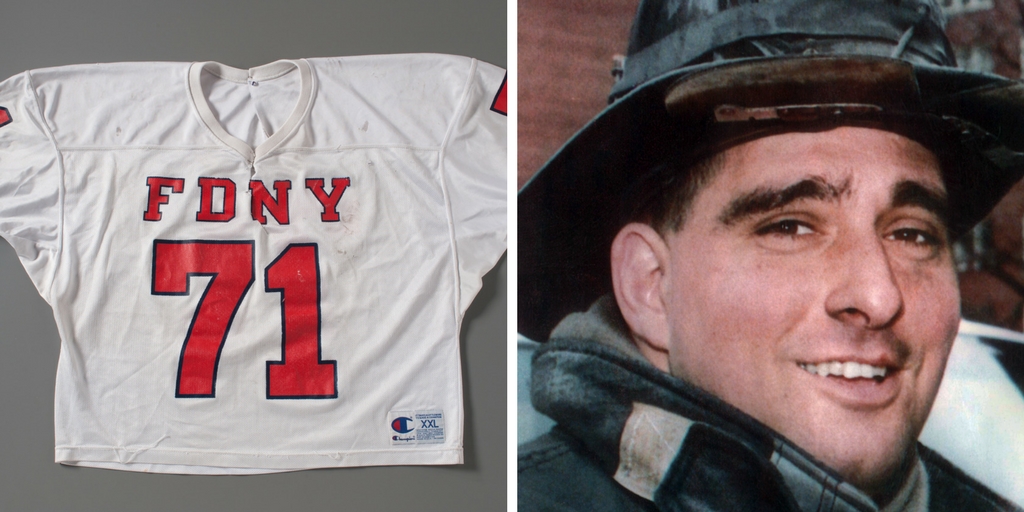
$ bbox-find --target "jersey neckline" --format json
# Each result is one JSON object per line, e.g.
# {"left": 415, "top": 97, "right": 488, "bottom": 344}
{"left": 187, "top": 59, "right": 314, "bottom": 164}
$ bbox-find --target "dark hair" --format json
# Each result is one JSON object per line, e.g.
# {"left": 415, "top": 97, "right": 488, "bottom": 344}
{"left": 620, "top": 150, "right": 725, "bottom": 234}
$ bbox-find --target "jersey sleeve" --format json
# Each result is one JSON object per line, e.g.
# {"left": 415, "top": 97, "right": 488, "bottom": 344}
{"left": 442, "top": 59, "right": 508, "bottom": 315}
{"left": 0, "top": 71, "right": 62, "bottom": 298}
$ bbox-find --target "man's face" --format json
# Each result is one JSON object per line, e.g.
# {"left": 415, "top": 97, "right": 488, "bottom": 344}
{"left": 661, "top": 127, "right": 959, "bottom": 496}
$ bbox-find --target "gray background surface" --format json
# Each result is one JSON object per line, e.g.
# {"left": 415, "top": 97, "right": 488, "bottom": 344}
{"left": 0, "top": 1, "right": 507, "bottom": 510}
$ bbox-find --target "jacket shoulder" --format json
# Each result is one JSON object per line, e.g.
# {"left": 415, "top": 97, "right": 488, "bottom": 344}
{"left": 920, "top": 444, "right": 1023, "bottom": 511}
{"left": 518, "top": 429, "right": 654, "bottom": 512}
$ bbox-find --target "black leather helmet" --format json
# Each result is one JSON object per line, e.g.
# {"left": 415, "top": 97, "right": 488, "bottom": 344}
{"left": 519, "top": 0, "right": 1024, "bottom": 341}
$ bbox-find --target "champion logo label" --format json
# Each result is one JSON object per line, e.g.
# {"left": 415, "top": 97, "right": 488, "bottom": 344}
{"left": 0, "top": 107, "right": 11, "bottom": 128}
{"left": 490, "top": 74, "right": 507, "bottom": 116}
{"left": 388, "top": 409, "right": 446, "bottom": 445}
{"left": 391, "top": 416, "right": 415, "bottom": 434}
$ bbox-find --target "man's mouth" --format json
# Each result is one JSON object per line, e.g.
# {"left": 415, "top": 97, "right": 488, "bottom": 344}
{"left": 799, "top": 361, "right": 888, "bottom": 381}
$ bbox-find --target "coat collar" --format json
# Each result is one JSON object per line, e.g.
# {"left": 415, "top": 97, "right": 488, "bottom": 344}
{"left": 531, "top": 295, "right": 927, "bottom": 511}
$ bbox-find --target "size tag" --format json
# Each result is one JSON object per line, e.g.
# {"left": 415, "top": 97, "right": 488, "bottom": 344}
{"left": 388, "top": 409, "right": 446, "bottom": 446}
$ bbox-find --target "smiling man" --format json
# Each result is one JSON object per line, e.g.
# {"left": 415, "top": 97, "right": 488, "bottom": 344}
{"left": 518, "top": 0, "right": 1024, "bottom": 510}
{"left": 614, "top": 127, "right": 959, "bottom": 505}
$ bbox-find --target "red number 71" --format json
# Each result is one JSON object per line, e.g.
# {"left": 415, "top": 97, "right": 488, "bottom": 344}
{"left": 151, "top": 240, "right": 338, "bottom": 399}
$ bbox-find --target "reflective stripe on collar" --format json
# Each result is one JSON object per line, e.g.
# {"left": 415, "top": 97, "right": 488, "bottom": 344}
{"left": 614, "top": 402, "right": 694, "bottom": 500}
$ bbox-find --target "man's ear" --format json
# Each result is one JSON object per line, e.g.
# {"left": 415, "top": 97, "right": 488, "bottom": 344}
{"left": 610, "top": 222, "right": 671, "bottom": 372}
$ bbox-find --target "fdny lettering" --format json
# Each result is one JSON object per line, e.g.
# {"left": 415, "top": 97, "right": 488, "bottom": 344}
{"left": 144, "top": 177, "right": 352, "bottom": 223}
{"left": 305, "top": 178, "right": 351, "bottom": 222}
{"left": 196, "top": 177, "right": 237, "bottom": 222}
{"left": 144, "top": 177, "right": 185, "bottom": 221}
{"left": 0, "top": 107, "right": 11, "bottom": 128}
{"left": 490, "top": 74, "right": 507, "bottom": 116}
{"left": 249, "top": 180, "right": 291, "bottom": 225}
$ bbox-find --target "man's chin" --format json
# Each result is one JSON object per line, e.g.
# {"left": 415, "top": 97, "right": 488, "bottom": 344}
{"left": 796, "top": 423, "right": 917, "bottom": 505}
{"left": 832, "top": 447, "right": 917, "bottom": 505}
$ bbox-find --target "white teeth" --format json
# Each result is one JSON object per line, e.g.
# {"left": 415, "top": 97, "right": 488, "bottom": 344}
{"left": 859, "top": 364, "right": 874, "bottom": 379}
{"left": 800, "top": 361, "right": 888, "bottom": 380}
{"left": 843, "top": 362, "right": 859, "bottom": 379}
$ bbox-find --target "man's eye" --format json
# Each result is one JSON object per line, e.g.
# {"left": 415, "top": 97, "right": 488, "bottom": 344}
{"left": 756, "top": 219, "right": 813, "bottom": 237}
{"left": 887, "top": 228, "right": 940, "bottom": 246}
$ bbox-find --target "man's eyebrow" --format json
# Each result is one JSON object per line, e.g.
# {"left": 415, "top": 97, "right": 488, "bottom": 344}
{"left": 718, "top": 176, "right": 849, "bottom": 225}
{"left": 891, "top": 180, "right": 949, "bottom": 224}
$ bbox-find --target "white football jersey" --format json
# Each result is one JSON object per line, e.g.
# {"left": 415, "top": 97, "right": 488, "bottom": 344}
{"left": 0, "top": 54, "right": 507, "bottom": 473}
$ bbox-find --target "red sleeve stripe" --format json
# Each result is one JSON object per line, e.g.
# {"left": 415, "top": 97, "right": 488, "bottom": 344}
{"left": 489, "top": 74, "right": 507, "bottom": 116}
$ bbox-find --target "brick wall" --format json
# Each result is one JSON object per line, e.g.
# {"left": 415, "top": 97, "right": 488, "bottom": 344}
{"left": 517, "top": 0, "right": 638, "bottom": 188}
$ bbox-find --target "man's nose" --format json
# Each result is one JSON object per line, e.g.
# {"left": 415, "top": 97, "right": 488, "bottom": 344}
{"left": 824, "top": 234, "right": 904, "bottom": 329}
